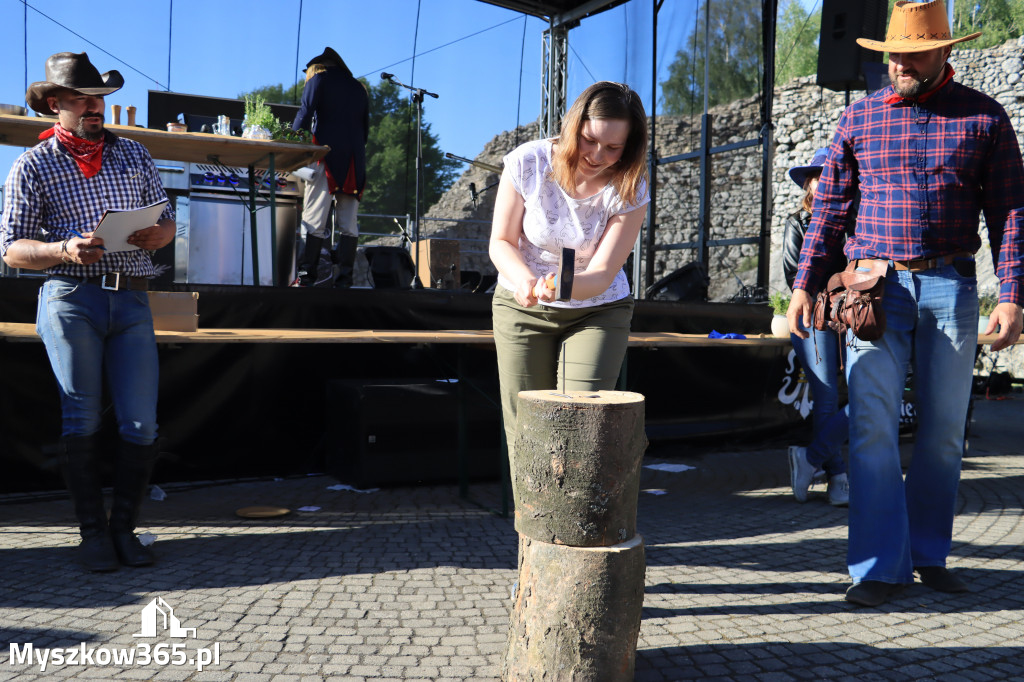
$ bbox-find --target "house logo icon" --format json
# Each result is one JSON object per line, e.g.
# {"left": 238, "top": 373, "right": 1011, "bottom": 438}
{"left": 133, "top": 597, "right": 197, "bottom": 638}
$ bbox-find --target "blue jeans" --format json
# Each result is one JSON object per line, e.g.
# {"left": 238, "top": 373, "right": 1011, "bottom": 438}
{"left": 35, "top": 277, "right": 159, "bottom": 445}
{"left": 845, "top": 264, "right": 977, "bottom": 584}
{"left": 790, "top": 325, "right": 848, "bottom": 477}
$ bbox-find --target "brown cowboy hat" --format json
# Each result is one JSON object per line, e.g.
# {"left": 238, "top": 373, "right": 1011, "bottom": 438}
{"left": 857, "top": 0, "right": 980, "bottom": 54}
{"left": 25, "top": 52, "right": 124, "bottom": 115}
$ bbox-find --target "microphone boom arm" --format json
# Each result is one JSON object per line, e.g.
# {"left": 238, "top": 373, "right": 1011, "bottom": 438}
{"left": 444, "top": 152, "right": 502, "bottom": 174}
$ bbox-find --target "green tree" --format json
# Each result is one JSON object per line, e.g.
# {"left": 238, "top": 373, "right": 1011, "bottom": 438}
{"left": 361, "top": 79, "right": 460, "bottom": 219}
{"left": 661, "top": 0, "right": 763, "bottom": 116}
{"left": 239, "top": 81, "right": 303, "bottom": 106}
{"left": 775, "top": 0, "right": 821, "bottom": 85}
{"left": 239, "top": 78, "right": 459, "bottom": 219}
{"left": 953, "top": 0, "right": 1024, "bottom": 49}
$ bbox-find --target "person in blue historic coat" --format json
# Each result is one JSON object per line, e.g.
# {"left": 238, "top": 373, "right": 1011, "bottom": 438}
{"left": 292, "top": 46, "right": 369, "bottom": 287}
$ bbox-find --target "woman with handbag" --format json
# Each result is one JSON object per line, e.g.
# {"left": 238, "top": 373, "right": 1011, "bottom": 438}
{"left": 782, "top": 149, "right": 849, "bottom": 506}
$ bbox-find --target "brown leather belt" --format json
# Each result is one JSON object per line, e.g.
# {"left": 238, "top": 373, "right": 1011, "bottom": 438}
{"left": 854, "top": 251, "right": 973, "bottom": 273}
{"left": 53, "top": 273, "right": 149, "bottom": 291}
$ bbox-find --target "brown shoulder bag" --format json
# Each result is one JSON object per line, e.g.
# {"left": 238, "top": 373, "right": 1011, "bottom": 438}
{"left": 812, "top": 259, "right": 888, "bottom": 341}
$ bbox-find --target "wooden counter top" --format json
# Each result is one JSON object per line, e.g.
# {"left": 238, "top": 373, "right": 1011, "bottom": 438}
{"left": 0, "top": 322, "right": 888, "bottom": 347}
{"left": 0, "top": 113, "right": 328, "bottom": 172}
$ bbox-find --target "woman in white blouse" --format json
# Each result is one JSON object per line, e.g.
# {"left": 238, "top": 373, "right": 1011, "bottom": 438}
{"left": 489, "top": 81, "right": 650, "bottom": 457}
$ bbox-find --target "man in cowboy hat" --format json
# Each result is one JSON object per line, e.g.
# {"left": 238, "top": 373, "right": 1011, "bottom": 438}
{"left": 1, "top": 52, "right": 175, "bottom": 571}
{"left": 291, "top": 46, "right": 369, "bottom": 288}
{"left": 788, "top": 0, "right": 1024, "bottom": 606}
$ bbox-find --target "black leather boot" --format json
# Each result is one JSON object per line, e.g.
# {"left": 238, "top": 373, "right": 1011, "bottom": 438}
{"left": 60, "top": 435, "right": 118, "bottom": 572}
{"left": 334, "top": 235, "right": 359, "bottom": 288}
{"left": 109, "top": 439, "right": 159, "bottom": 567}
{"left": 297, "top": 235, "right": 324, "bottom": 287}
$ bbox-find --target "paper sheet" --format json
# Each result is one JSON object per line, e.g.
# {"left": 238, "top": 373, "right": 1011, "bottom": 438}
{"left": 93, "top": 199, "right": 168, "bottom": 252}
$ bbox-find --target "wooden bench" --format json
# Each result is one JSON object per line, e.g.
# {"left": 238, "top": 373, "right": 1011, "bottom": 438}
{"left": 0, "top": 323, "right": 797, "bottom": 346}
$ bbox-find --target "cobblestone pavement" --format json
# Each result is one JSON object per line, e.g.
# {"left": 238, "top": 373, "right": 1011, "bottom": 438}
{"left": 1, "top": 395, "right": 1022, "bottom": 681}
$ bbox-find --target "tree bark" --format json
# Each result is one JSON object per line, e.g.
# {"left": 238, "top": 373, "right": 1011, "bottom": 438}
{"left": 504, "top": 391, "right": 647, "bottom": 680}
{"left": 502, "top": 534, "right": 646, "bottom": 682}
{"left": 512, "top": 390, "right": 647, "bottom": 547}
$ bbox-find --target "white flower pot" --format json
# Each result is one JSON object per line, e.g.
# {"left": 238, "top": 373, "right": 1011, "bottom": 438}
{"left": 771, "top": 314, "right": 790, "bottom": 338}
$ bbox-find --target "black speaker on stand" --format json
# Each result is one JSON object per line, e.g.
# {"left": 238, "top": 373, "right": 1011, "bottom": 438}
{"left": 816, "top": 0, "right": 888, "bottom": 92}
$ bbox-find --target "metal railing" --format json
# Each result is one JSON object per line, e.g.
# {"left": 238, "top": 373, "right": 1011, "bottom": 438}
{"left": 345, "top": 213, "right": 491, "bottom": 260}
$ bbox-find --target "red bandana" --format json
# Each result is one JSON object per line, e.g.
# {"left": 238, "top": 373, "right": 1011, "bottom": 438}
{"left": 39, "top": 124, "right": 105, "bottom": 178}
{"left": 884, "top": 64, "right": 955, "bottom": 105}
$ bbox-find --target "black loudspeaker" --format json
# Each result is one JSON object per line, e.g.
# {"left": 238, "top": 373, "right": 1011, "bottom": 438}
{"left": 816, "top": 0, "right": 888, "bottom": 92}
{"left": 325, "top": 379, "right": 501, "bottom": 488}
{"left": 645, "top": 262, "right": 709, "bottom": 302}
{"left": 363, "top": 246, "right": 416, "bottom": 289}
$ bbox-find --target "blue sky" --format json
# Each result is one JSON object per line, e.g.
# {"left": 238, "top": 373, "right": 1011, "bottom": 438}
{"left": 0, "top": 1, "right": 822, "bottom": 179}
{"left": 0, "top": 0, "right": 699, "bottom": 176}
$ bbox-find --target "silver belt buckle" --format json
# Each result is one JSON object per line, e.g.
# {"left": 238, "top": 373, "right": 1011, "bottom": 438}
{"left": 101, "top": 272, "right": 121, "bottom": 291}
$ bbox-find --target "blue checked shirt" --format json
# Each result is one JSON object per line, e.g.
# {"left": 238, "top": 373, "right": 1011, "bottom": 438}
{"left": 1, "top": 128, "right": 174, "bottom": 278}
{"left": 794, "top": 77, "right": 1024, "bottom": 305}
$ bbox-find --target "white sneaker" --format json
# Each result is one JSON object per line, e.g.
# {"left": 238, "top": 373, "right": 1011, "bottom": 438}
{"left": 828, "top": 473, "right": 850, "bottom": 507}
{"left": 788, "top": 446, "right": 815, "bottom": 502}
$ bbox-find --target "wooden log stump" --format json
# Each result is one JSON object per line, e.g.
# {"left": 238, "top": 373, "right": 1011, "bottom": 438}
{"left": 502, "top": 534, "right": 646, "bottom": 682}
{"left": 504, "top": 390, "right": 647, "bottom": 681}
{"left": 512, "top": 390, "right": 647, "bottom": 547}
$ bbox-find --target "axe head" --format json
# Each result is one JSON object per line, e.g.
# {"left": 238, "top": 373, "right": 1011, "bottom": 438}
{"left": 556, "top": 247, "right": 575, "bottom": 301}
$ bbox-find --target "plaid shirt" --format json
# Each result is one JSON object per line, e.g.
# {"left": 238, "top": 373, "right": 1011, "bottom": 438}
{"left": 794, "top": 76, "right": 1024, "bottom": 305}
{"left": 1, "top": 127, "right": 174, "bottom": 278}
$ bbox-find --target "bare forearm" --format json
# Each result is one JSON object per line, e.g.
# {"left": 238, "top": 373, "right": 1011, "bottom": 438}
{"left": 2, "top": 239, "right": 65, "bottom": 270}
{"left": 489, "top": 238, "right": 534, "bottom": 289}
{"left": 4, "top": 231, "right": 108, "bottom": 270}
{"left": 564, "top": 268, "right": 622, "bottom": 301}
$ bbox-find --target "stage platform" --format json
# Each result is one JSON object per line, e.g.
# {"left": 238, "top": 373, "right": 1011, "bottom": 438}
{"left": 0, "top": 277, "right": 799, "bottom": 493}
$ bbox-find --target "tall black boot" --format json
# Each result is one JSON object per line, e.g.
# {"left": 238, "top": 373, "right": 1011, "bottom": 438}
{"left": 60, "top": 435, "right": 118, "bottom": 572}
{"left": 334, "top": 235, "right": 358, "bottom": 289}
{"left": 109, "top": 439, "right": 159, "bottom": 567}
{"left": 297, "top": 235, "right": 324, "bottom": 287}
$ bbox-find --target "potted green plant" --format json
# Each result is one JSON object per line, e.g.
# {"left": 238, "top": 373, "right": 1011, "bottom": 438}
{"left": 242, "top": 94, "right": 279, "bottom": 140}
{"left": 978, "top": 293, "right": 999, "bottom": 335}
{"left": 769, "top": 291, "right": 791, "bottom": 338}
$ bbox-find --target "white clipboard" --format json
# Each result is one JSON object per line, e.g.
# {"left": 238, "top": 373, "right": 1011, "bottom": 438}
{"left": 92, "top": 200, "right": 169, "bottom": 252}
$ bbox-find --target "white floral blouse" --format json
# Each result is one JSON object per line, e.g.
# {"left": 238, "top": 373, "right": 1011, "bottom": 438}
{"left": 497, "top": 138, "right": 649, "bottom": 309}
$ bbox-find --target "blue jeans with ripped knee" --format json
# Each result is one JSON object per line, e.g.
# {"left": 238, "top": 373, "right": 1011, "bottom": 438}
{"left": 36, "top": 276, "right": 159, "bottom": 445}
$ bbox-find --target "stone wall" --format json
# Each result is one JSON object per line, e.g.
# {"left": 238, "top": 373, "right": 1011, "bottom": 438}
{"left": 422, "top": 107, "right": 768, "bottom": 302}
{"left": 418, "top": 37, "right": 1024, "bottom": 374}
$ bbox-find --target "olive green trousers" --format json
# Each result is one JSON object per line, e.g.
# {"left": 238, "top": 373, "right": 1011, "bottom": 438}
{"left": 491, "top": 286, "right": 633, "bottom": 455}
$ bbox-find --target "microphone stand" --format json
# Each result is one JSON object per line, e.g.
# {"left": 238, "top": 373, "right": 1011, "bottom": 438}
{"left": 382, "top": 73, "right": 439, "bottom": 289}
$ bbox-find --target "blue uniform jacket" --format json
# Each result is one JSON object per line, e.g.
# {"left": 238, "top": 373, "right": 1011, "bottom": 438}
{"left": 292, "top": 68, "right": 369, "bottom": 195}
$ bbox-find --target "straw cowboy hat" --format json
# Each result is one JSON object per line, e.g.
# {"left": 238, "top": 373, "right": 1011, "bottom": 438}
{"left": 788, "top": 148, "right": 828, "bottom": 188}
{"left": 25, "top": 52, "right": 124, "bottom": 115}
{"left": 856, "top": 0, "right": 981, "bottom": 54}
